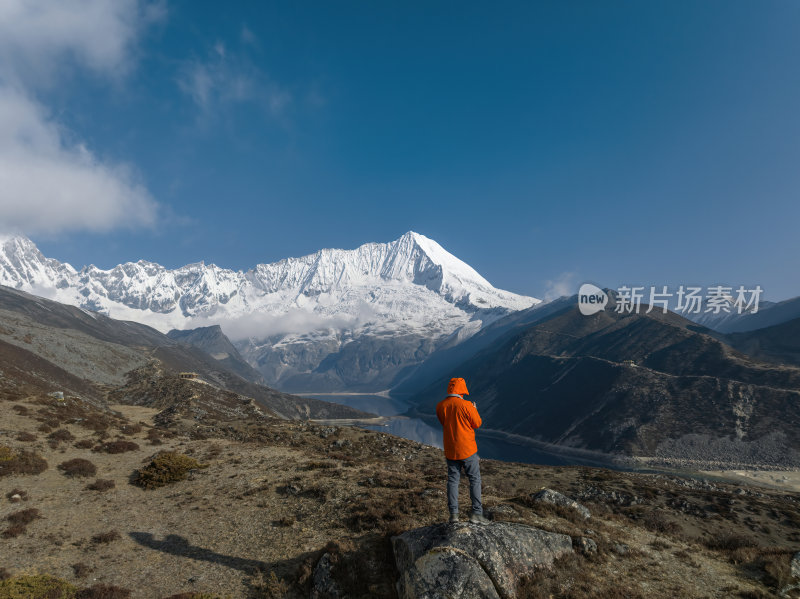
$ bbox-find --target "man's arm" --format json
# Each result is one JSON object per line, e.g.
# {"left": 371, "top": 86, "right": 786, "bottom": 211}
{"left": 436, "top": 402, "right": 444, "bottom": 426}
{"left": 467, "top": 402, "right": 482, "bottom": 429}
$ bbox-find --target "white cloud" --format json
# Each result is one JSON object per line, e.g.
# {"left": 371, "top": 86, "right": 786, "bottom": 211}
{"left": 0, "top": 0, "right": 161, "bottom": 83}
{"left": 0, "top": 0, "right": 163, "bottom": 235}
{"left": 207, "top": 310, "right": 359, "bottom": 341}
{"left": 184, "top": 303, "right": 380, "bottom": 341}
{"left": 0, "top": 86, "right": 158, "bottom": 235}
{"left": 543, "top": 271, "right": 577, "bottom": 302}
{"left": 178, "top": 45, "right": 291, "bottom": 117}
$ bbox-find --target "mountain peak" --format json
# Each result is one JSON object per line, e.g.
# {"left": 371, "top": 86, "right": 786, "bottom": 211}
{"left": 0, "top": 232, "right": 538, "bottom": 337}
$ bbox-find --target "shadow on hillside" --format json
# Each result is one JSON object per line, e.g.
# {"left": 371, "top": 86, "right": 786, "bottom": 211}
{"left": 129, "top": 532, "right": 268, "bottom": 574}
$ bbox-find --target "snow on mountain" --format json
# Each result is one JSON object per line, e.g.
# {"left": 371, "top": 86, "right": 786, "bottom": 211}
{"left": 0, "top": 232, "right": 536, "bottom": 332}
{"left": 0, "top": 232, "right": 539, "bottom": 391}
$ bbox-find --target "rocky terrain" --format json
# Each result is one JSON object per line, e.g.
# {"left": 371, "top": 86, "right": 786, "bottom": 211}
{"left": 2, "top": 383, "right": 800, "bottom": 598}
{"left": 408, "top": 295, "right": 800, "bottom": 469}
{"left": 0, "top": 285, "right": 368, "bottom": 421}
{"left": 724, "top": 316, "right": 800, "bottom": 369}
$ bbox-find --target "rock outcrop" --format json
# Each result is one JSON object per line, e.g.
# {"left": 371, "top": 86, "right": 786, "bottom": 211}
{"left": 392, "top": 521, "right": 573, "bottom": 599}
{"left": 532, "top": 488, "right": 591, "bottom": 519}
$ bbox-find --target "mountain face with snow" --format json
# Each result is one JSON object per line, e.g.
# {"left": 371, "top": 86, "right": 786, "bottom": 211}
{"left": 0, "top": 233, "right": 539, "bottom": 391}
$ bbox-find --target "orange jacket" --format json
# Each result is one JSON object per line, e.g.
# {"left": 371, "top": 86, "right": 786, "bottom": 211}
{"left": 436, "top": 393, "right": 482, "bottom": 460}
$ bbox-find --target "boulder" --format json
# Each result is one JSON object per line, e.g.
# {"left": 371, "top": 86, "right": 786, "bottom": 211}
{"left": 310, "top": 552, "right": 342, "bottom": 599}
{"left": 392, "top": 521, "right": 573, "bottom": 599}
{"left": 532, "top": 488, "right": 591, "bottom": 519}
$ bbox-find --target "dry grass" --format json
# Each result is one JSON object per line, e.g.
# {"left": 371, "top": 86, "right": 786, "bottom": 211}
{"left": 249, "top": 569, "right": 289, "bottom": 598}
{"left": 516, "top": 552, "right": 651, "bottom": 599}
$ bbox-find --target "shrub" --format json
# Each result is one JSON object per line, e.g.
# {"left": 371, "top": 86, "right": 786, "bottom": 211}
{"left": 0, "top": 574, "right": 77, "bottom": 598}
{"left": 93, "top": 441, "right": 139, "bottom": 454}
{"left": 132, "top": 452, "right": 207, "bottom": 489}
{"left": 164, "top": 594, "right": 224, "bottom": 599}
{"left": 641, "top": 511, "right": 681, "bottom": 535}
{"left": 2, "top": 524, "right": 27, "bottom": 538}
{"left": 0, "top": 445, "right": 14, "bottom": 462}
{"left": 74, "top": 440, "right": 95, "bottom": 449}
{"left": 0, "top": 449, "right": 48, "bottom": 477}
{"left": 12, "top": 405, "right": 29, "bottom": 415}
{"left": 16, "top": 432, "right": 37, "bottom": 442}
{"left": 72, "top": 563, "right": 92, "bottom": 579}
{"left": 250, "top": 570, "right": 289, "bottom": 599}
{"left": 48, "top": 429, "right": 76, "bottom": 443}
{"left": 7, "top": 508, "right": 41, "bottom": 526}
{"left": 118, "top": 424, "right": 142, "bottom": 436}
{"left": 6, "top": 488, "right": 28, "bottom": 501}
{"left": 91, "top": 530, "right": 120, "bottom": 544}
{"left": 58, "top": 458, "right": 97, "bottom": 478}
{"left": 76, "top": 584, "right": 131, "bottom": 598}
{"left": 704, "top": 533, "right": 757, "bottom": 551}
{"left": 86, "top": 479, "right": 115, "bottom": 492}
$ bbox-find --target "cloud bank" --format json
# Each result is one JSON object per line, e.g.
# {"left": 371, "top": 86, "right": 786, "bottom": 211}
{"left": 0, "top": 0, "right": 163, "bottom": 235}
{"left": 184, "top": 303, "right": 381, "bottom": 341}
{"left": 543, "top": 271, "right": 577, "bottom": 302}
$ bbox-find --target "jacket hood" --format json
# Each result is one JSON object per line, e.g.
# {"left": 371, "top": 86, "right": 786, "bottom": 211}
{"left": 447, "top": 377, "right": 469, "bottom": 396}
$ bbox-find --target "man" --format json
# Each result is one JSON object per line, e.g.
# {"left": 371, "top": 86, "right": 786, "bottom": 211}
{"left": 436, "top": 377, "right": 490, "bottom": 524}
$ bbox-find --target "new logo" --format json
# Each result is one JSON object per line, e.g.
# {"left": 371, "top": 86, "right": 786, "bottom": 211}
{"left": 578, "top": 283, "right": 608, "bottom": 316}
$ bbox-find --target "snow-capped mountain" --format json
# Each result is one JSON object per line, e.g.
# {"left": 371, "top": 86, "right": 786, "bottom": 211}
{"left": 0, "top": 232, "right": 539, "bottom": 391}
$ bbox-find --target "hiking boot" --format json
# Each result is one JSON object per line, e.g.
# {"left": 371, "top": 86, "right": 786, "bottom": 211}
{"left": 449, "top": 513, "right": 459, "bottom": 523}
{"left": 469, "top": 511, "right": 490, "bottom": 525}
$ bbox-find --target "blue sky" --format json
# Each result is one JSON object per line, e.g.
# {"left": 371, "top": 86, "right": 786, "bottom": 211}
{"left": 1, "top": 1, "right": 799, "bottom": 301}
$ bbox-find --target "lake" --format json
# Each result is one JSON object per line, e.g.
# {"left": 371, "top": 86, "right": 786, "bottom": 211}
{"left": 303, "top": 394, "right": 599, "bottom": 467}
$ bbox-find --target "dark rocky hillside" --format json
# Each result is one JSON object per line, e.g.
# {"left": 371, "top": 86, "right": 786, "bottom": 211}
{"left": 409, "top": 301, "right": 800, "bottom": 468}
{"left": 724, "top": 316, "right": 800, "bottom": 368}
{"left": 0, "top": 285, "right": 370, "bottom": 421}
{"left": 167, "top": 324, "right": 266, "bottom": 384}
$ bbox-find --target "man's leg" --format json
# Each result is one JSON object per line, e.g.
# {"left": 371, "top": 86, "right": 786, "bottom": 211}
{"left": 462, "top": 453, "right": 483, "bottom": 516}
{"left": 446, "top": 458, "right": 462, "bottom": 517}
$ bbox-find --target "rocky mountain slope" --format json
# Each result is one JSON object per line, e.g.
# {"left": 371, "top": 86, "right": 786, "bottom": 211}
{"left": 724, "top": 316, "right": 800, "bottom": 369}
{"left": 409, "top": 297, "right": 800, "bottom": 468}
{"left": 0, "top": 285, "right": 368, "bottom": 420}
{"left": 0, "top": 233, "right": 538, "bottom": 392}
{"left": 683, "top": 294, "right": 800, "bottom": 333}
{"left": 167, "top": 325, "right": 266, "bottom": 384}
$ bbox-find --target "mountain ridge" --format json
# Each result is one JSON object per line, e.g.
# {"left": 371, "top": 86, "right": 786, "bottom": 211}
{"left": 0, "top": 233, "right": 539, "bottom": 391}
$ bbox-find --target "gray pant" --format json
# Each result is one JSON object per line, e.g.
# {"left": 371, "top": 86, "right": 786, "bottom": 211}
{"left": 446, "top": 452, "right": 482, "bottom": 515}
